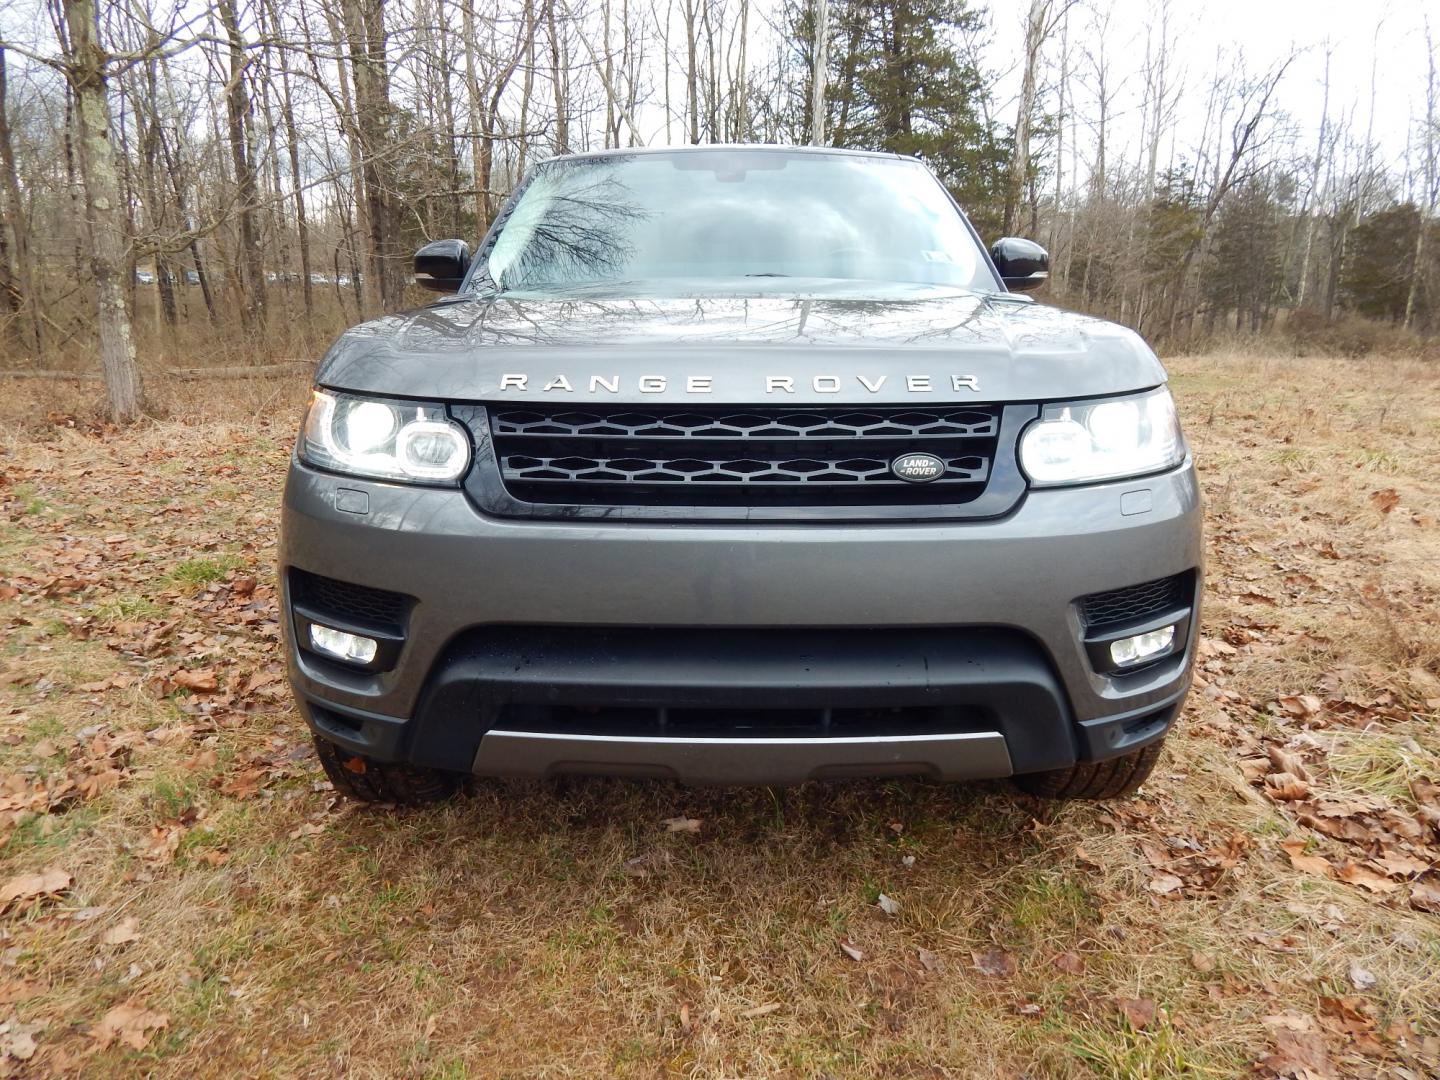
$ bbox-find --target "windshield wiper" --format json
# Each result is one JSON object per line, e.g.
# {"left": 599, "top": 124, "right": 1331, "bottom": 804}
{"left": 744, "top": 273, "right": 790, "bottom": 278}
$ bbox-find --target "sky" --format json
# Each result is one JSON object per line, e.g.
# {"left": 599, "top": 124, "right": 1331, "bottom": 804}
{"left": 984, "top": 0, "right": 1436, "bottom": 183}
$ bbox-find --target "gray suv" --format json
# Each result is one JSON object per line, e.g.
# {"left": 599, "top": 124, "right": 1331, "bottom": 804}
{"left": 280, "top": 146, "right": 1201, "bottom": 804}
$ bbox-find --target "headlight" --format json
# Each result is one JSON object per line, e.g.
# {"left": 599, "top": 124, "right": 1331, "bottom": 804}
{"left": 299, "top": 390, "right": 470, "bottom": 484}
{"left": 1019, "top": 387, "right": 1184, "bottom": 487}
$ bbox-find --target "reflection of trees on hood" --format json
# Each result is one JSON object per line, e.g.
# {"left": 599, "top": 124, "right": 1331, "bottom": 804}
{"left": 503, "top": 172, "right": 649, "bottom": 288}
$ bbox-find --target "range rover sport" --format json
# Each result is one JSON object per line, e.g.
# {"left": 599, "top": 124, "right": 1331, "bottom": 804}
{"left": 280, "top": 146, "right": 1202, "bottom": 803}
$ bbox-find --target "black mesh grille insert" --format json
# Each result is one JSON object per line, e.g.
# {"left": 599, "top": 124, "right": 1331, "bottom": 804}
{"left": 290, "top": 570, "right": 410, "bottom": 630}
{"left": 491, "top": 408, "right": 1001, "bottom": 441}
{"left": 485, "top": 405, "right": 1004, "bottom": 508}
{"left": 1079, "top": 573, "right": 1190, "bottom": 628}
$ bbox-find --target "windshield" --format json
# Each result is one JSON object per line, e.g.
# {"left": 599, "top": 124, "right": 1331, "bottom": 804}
{"left": 480, "top": 150, "right": 996, "bottom": 298}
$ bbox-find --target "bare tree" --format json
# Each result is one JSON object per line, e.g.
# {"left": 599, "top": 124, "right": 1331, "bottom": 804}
{"left": 1004, "top": 0, "right": 1076, "bottom": 235}
{"left": 0, "top": 46, "right": 44, "bottom": 355}
{"left": 218, "top": 0, "right": 266, "bottom": 328}
{"left": 59, "top": 0, "right": 146, "bottom": 419}
{"left": 1405, "top": 22, "right": 1436, "bottom": 328}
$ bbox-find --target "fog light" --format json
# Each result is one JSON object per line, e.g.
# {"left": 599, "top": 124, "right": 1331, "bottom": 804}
{"left": 1110, "top": 625, "right": 1176, "bottom": 668}
{"left": 309, "top": 623, "right": 378, "bottom": 665}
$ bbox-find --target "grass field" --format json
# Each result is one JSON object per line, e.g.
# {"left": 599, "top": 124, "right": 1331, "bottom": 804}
{"left": 1, "top": 352, "right": 1438, "bottom": 1078}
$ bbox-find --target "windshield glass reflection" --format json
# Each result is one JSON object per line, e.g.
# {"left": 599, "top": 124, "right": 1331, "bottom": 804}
{"left": 484, "top": 150, "right": 991, "bottom": 298}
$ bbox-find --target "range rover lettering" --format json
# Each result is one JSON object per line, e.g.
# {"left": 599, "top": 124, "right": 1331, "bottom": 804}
{"left": 280, "top": 146, "right": 1202, "bottom": 804}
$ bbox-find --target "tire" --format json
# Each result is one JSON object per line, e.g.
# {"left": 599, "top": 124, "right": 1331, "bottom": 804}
{"left": 1013, "top": 738, "right": 1164, "bottom": 800}
{"left": 312, "top": 735, "right": 462, "bottom": 805}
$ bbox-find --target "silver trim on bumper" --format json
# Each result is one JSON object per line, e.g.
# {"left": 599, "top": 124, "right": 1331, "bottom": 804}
{"left": 473, "top": 729, "right": 1014, "bottom": 785}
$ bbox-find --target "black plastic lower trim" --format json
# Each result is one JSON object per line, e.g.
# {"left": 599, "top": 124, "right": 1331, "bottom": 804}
{"left": 1074, "top": 695, "right": 1186, "bottom": 760}
{"left": 296, "top": 627, "right": 1190, "bottom": 780}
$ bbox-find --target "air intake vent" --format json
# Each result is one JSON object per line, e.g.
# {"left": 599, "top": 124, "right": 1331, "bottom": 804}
{"left": 1079, "top": 573, "right": 1191, "bottom": 629}
{"left": 289, "top": 570, "right": 411, "bottom": 630}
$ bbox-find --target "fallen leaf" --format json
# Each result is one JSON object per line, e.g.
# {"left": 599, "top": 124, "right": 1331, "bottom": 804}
{"left": 1368, "top": 488, "right": 1400, "bottom": 514}
{"left": 1280, "top": 839, "right": 1334, "bottom": 878}
{"left": 1409, "top": 880, "right": 1440, "bottom": 913}
{"left": 218, "top": 770, "right": 264, "bottom": 799}
{"left": 92, "top": 1002, "right": 169, "bottom": 1051}
{"left": 1276, "top": 694, "right": 1323, "bottom": 719}
{"left": 740, "top": 1002, "right": 781, "bottom": 1018}
{"left": 171, "top": 669, "right": 218, "bottom": 693}
{"left": 143, "top": 825, "right": 185, "bottom": 865}
{"left": 1147, "top": 873, "right": 1185, "bottom": 895}
{"left": 1117, "top": 998, "right": 1157, "bottom": 1029}
{"left": 917, "top": 948, "right": 942, "bottom": 972}
{"left": 1266, "top": 745, "right": 1310, "bottom": 780}
{"left": 1190, "top": 951, "right": 1216, "bottom": 972}
{"left": 102, "top": 917, "right": 140, "bottom": 946}
{"left": 1335, "top": 860, "right": 1399, "bottom": 894}
{"left": 1371, "top": 851, "right": 1429, "bottom": 879}
{"left": 0, "top": 866, "right": 72, "bottom": 909}
{"left": 621, "top": 849, "right": 672, "bottom": 878}
{"left": 839, "top": 940, "right": 864, "bottom": 962}
{"left": 971, "top": 948, "right": 1016, "bottom": 977}
{"left": 0, "top": 980, "right": 46, "bottom": 1006}
{"left": 1260, "top": 1012, "right": 1335, "bottom": 1079}
{"left": 1264, "top": 772, "right": 1311, "bottom": 801}
{"left": 1052, "top": 951, "right": 1084, "bottom": 975}
{"left": 2, "top": 1020, "right": 40, "bottom": 1061}
{"left": 1347, "top": 963, "right": 1376, "bottom": 991}
{"left": 661, "top": 817, "right": 701, "bottom": 833}
{"left": 876, "top": 893, "right": 901, "bottom": 916}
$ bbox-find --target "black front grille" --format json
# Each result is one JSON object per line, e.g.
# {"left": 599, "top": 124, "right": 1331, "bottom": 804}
{"left": 289, "top": 570, "right": 410, "bottom": 630}
{"left": 483, "top": 405, "right": 1006, "bottom": 510}
{"left": 1079, "top": 573, "right": 1190, "bottom": 629}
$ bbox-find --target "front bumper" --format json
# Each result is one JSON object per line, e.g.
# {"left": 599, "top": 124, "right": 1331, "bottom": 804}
{"left": 280, "top": 458, "right": 1202, "bottom": 785}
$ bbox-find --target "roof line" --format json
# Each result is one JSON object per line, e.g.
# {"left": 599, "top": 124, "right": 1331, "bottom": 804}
{"left": 540, "top": 144, "right": 917, "bottom": 164}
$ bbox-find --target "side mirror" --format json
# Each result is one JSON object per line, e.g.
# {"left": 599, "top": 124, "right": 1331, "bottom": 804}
{"left": 989, "top": 237, "right": 1049, "bottom": 292}
{"left": 414, "top": 239, "right": 471, "bottom": 293}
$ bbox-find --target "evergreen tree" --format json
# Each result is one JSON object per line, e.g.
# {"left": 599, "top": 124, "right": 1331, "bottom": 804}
{"left": 790, "top": 0, "right": 1010, "bottom": 234}
{"left": 1203, "top": 177, "right": 1285, "bottom": 332}
{"left": 1341, "top": 203, "right": 1429, "bottom": 324}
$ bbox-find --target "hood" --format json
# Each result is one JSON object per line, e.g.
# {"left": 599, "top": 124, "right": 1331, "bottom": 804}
{"left": 314, "top": 293, "right": 1166, "bottom": 404}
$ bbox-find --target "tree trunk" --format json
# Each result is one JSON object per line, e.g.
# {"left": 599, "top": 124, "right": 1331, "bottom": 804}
{"left": 1004, "top": 0, "right": 1048, "bottom": 235}
{"left": 219, "top": 0, "right": 266, "bottom": 329}
{"left": 460, "top": 0, "right": 488, "bottom": 225}
{"left": 546, "top": 0, "right": 569, "bottom": 152}
{"left": 1405, "top": 28, "right": 1435, "bottom": 329}
{"left": 317, "top": 0, "right": 377, "bottom": 315}
{"left": 0, "top": 46, "right": 44, "bottom": 356}
{"left": 62, "top": 0, "right": 145, "bottom": 420}
{"left": 682, "top": 0, "right": 700, "bottom": 143}
{"left": 808, "top": 0, "right": 828, "bottom": 145}
{"left": 271, "top": 0, "right": 314, "bottom": 320}
{"left": 340, "top": 0, "right": 402, "bottom": 312}
{"left": 517, "top": 0, "right": 536, "bottom": 176}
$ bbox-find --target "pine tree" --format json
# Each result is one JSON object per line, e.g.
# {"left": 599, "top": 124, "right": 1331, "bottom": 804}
{"left": 792, "top": 0, "right": 1009, "bottom": 233}
{"left": 1342, "top": 203, "right": 1426, "bottom": 323}
{"left": 1203, "top": 178, "right": 1285, "bottom": 332}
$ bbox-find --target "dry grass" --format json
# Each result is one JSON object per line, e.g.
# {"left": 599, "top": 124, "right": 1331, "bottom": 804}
{"left": 0, "top": 352, "right": 1438, "bottom": 1078}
